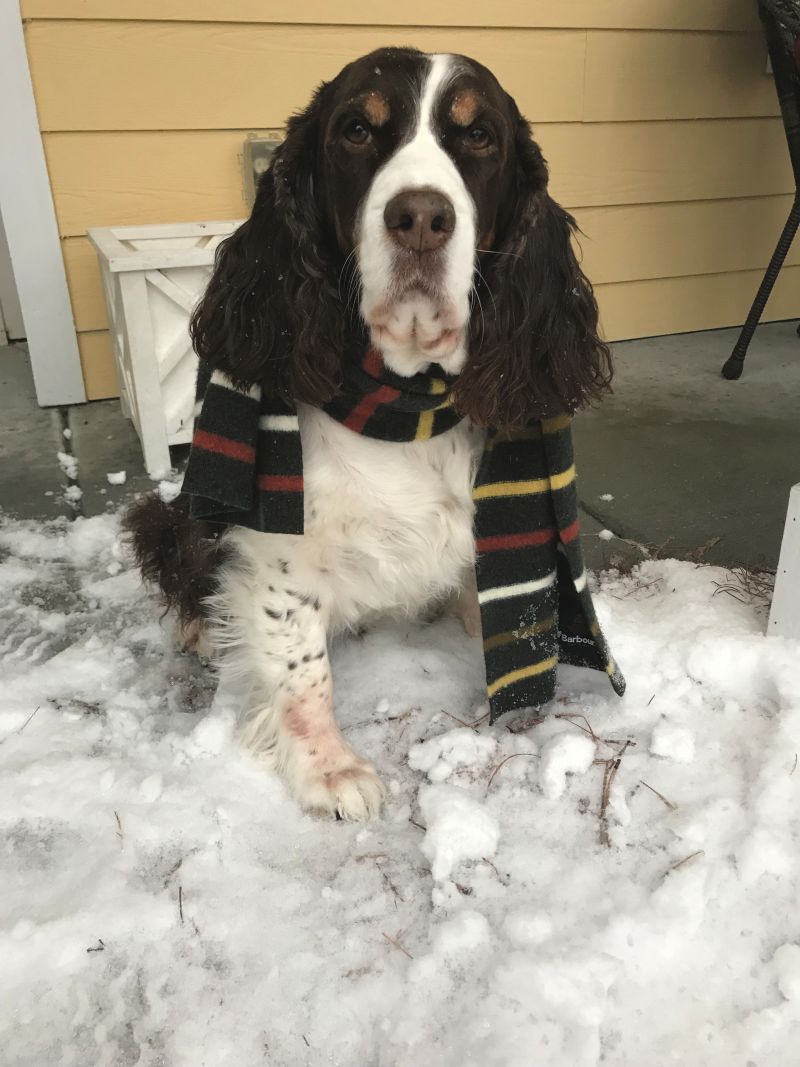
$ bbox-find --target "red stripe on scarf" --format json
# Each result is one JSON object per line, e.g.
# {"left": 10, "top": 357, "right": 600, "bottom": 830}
{"left": 476, "top": 528, "right": 556, "bottom": 553}
{"left": 343, "top": 384, "right": 401, "bottom": 433}
{"left": 560, "top": 518, "right": 580, "bottom": 543}
{"left": 257, "top": 474, "right": 304, "bottom": 492}
{"left": 192, "top": 429, "right": 256, "bottom": 464}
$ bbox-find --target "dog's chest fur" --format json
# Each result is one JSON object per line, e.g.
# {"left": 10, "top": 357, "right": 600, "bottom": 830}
{"left": 229, "top": 406, "right": 483, "bottom": 632}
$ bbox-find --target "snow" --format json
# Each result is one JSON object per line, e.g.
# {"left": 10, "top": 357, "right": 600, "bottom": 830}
{"left": 56, "top": 450, "right": 79, "bottom": 480}
{"left": 539, "top": 731, "right": 596, "bottom": 799}
{"left": 106, "top": 470, "right": 127, "bottom": 485}
{"left": 419, "top": 784, "right": 500, "bottom": 882}
{"left": 598, "top": 528, "right": 615, "bottom": 541}
{"left": 650, "top": 721, "right": 695, "bottom": 763}
{"left": 158, "top": 478, "right": 183, "bottom": 503}
{"left": 600, "top": 493, "right": 615, "bottom": 502}
{"left": 2, "top": 511, "right": 800, "bottom": 1065}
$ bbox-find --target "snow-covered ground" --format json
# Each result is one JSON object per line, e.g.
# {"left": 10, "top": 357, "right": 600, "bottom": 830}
{"left": 2, "top": 510, "right": 800, "bottom": 1067}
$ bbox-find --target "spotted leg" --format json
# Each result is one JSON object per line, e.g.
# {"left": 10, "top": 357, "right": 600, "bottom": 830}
{"left": 212, "top": 533, "right": 385, "bottom": 820}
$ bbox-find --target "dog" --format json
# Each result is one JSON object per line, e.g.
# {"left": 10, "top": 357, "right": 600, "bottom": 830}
{"left": 127, "top": 47, "right": 612, "bottom": 820}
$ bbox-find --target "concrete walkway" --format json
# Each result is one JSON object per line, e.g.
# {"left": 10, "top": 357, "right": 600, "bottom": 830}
{"left": 574, "top": 321, "right": 798, "bottom": 570}
{"left": 1, "top": 323, "right": 797, "bottom": 570}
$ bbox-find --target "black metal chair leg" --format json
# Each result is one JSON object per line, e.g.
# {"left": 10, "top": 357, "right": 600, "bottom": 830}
{"left": 722, "top": 191, "right": 800, "bottom": 380}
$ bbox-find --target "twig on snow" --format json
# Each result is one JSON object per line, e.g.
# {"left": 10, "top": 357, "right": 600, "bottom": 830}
{"left": 439, "top": 708, "right": 486, "bottom": 731}
{"left": 556, "top": 713, "right": 637, "bottom": 753}
{"left": 712, "top": 566, "right": 774, "bottom": 607}
{"left": 555, "top": 712, "right": 599, "bottom": 742}
{"left": 178, "top": 885, "right": 184, "bottom": 924}
{"left": 383, "top": 931, "right": 414, "bottom": 960}
{"left": 639, "top": 780, "right": 677, "bottom": 810}
{"left": 599, "top": 740, "right": 633, "bottom": 847}
{"left": 487, "top": 751, "right": 539, "bottom": 789}
{"left": 113, "top": 810, "right": 123, "bottom": 841}
{"left": 669, "top": 849, "right": 704, "bottom": 872}
{"left": 377, "top": 861, "right": 403, "bottom": 907}
{"left": 0, "top": 705, "right": 41, "bottom": 744}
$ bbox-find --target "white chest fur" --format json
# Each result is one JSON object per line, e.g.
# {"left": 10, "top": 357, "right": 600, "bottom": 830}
{"left": 226, "top": 405, "right": 484, "bottom": 633}
{"left": 301, "top": 405, "right": 483, "bottom": 627}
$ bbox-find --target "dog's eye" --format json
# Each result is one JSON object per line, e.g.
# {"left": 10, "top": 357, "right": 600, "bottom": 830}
{"left": 465, "top": 126, "right": 492, "bottom": 149}
{"left": 343, "top": 120, "right": 372, "bottom": 146}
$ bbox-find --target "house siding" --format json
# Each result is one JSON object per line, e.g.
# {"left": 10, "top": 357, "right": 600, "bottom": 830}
{"left": 20, "top": 0, "right": 796, "bottom": 399}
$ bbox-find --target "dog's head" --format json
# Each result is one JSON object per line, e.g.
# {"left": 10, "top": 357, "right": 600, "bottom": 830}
{"left": 191, "top": 47, "right": 611, "bottom": 425}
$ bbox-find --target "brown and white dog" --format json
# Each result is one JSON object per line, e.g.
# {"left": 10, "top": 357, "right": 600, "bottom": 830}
{"left": 128, "top": 48, "right": 611, "bottom": 820}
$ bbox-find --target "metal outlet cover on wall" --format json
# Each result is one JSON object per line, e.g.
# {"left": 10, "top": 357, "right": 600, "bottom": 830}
{"left": 243, "top": 135, "right": 283, "bottom": 208}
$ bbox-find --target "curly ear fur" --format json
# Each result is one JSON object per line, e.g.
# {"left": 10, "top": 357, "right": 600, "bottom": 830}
{"left": 189, "top": 84, "right": 347, "bottom": 402}
{"left": 454, "top": 110, "right": 612, "bottom": 427}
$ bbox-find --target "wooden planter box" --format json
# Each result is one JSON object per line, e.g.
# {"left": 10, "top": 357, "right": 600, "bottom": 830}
{"left": 88, "top": 220, "right": 242, "bottom": 476}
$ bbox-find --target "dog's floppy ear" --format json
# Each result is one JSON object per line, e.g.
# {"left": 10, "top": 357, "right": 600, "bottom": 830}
{"left": 190, "top": 83, "right": 343, "bottom": 404}
{"left": 454, "top": 105, "right": 612, "bottom": 427}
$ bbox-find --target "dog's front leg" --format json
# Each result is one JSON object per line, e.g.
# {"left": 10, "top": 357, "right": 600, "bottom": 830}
{"left": 215, "top": 540, "right": 385, "bottom": 820}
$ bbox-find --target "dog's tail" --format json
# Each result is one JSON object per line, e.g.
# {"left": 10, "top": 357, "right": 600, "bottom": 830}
{"left": 123, "top": 493, "right": 229, "bottom": 625}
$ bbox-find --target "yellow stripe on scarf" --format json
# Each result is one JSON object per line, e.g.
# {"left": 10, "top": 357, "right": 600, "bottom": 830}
{"left": 416, "top": 410, "right": 434, "bottom": 441}
{"left": 416, "top": 385, "right": 452, "bottom": 441}
{"left": 473, "top": 464, "right": 575, "bottom": 500}
{"left": 542, "top": 414, "right": 572, "bottom": 434}
{"left": 550, "top": 463, "right": 576, "bottom": 490}
{"left": 483, "top": 616, "right": 555, "bottom": 653}
{"left": 486, "top": 656, "right": 558, "bottom": 698}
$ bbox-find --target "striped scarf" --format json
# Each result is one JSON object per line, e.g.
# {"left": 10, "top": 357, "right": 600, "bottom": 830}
{"left": 182, "top": 350, "right": 625, "bottom": 722}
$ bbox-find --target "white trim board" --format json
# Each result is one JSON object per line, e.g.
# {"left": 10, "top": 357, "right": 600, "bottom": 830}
{"left": 0, "top": 210, "right": 25, "bottom": 341}
{"left": 769, "top": 484, "right": 800, "bottom": 641}
{"left": 0, "top": 0, "right": 85, "bottom": 405}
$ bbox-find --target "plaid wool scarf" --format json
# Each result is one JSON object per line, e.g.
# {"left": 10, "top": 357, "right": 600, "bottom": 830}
{"left": 182, "top": 350, "right": 625, "bottom": 722}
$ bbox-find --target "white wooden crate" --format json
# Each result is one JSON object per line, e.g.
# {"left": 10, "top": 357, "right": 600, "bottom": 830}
{"left": 88, "top": 220, "right": 243, "bottom": 476}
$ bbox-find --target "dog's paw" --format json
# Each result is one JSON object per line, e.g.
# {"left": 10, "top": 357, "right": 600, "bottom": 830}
{"left": 298, "top": 754, "right": 386, "bottom": 821}
{"left": 174, "top": 617, "right": 213, "bottom": 659}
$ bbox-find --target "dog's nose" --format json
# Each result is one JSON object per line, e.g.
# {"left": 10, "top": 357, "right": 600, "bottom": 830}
{"left": 383, "top": 188, "right": 455, "bottom": 253}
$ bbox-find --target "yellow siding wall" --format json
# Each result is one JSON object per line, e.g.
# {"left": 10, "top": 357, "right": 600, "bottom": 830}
{"left": 20, "top": 1, "right": 797, "bottom": 399}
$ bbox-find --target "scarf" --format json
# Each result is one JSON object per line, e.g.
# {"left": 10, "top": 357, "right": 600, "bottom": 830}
{"left": 182, "top": 350, "right": 626, "bottom": 722}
